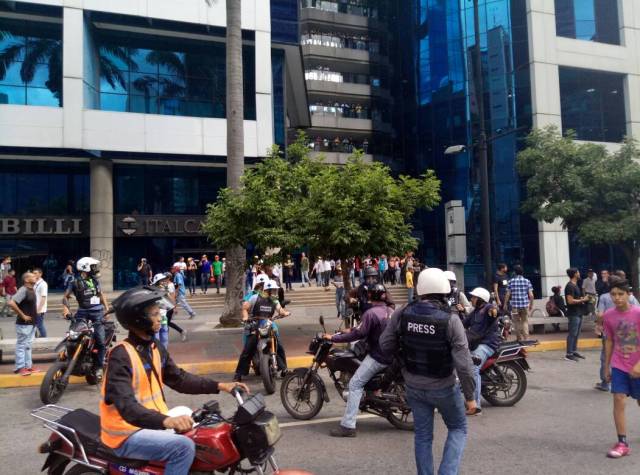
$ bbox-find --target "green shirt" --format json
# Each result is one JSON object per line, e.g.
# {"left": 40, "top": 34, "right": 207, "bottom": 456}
{"left": 212, "top": 261, "right": 223, "bottom": 276}
{"left": 301, "top": 257, "right": 310, "bottom": 272}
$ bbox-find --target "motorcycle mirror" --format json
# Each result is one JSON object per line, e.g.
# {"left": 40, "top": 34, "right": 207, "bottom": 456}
{"left": 319, "top": 315, "right": 327, "bottom": 333}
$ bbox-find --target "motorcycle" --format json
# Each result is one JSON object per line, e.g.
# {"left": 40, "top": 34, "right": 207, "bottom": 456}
{"left": 40, "top": 316, "right": 117, "bottom": 405}
{"left": 280, "top": 316, "right": 413, "bottom": 430}
{"left": 31, "top": 389, "right": 307, "bottom": 475}
{"left": 478, "top": 315, "right": 538, "bottom": 407}
{"left": 255, "top": 315, "right": 286, "bottom": 395}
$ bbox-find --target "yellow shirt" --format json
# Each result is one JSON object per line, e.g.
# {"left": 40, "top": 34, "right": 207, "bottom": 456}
{"left": 406, "top": 271, "right": 413, "bottom": 289}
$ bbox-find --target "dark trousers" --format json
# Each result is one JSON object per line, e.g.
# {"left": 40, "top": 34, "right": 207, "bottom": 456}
{"left": 235, "top": 333, "right": 287, "bottom": 376}
{"left": 215, "top": 275, "right": 221, "bottom": 293}
{"left": 201, "top": 273, "right": 209, "bottom": 293}
{"left": 35, "top": 313, "right": 47, "bottom": 338}
{"left": 188, "top": 276, "right": 197, "bottom": 295}
{"left": 77, "top": 310, "right": 105, "bottom": 368}
{"left": 166, "top": 309, "right": 183, "bottom": 334}
{"left": 284, "top": 272, "right": 293, "bottom": 290}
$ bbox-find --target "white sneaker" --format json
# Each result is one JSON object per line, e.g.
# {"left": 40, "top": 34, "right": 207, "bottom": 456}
{"left": 181, "top": 330, "right": 188, "bottom": 342}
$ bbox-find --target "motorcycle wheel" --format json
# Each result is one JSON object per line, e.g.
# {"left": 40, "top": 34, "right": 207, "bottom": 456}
{"left": 260, "top": 352, "right": 277, "bottom": 394}
{"left": 481, "top": 360, "right": 528, "bottom": 407}
{"left": 85, "top": 371, "right": 98, "bottom": 386}
{"left": 40, "top": 361, "right": 69, "bottom": 405}
{"left": 280, "top": 370, "right": 324, "bottom": 420}
{"left": 64, "top": 464, "right": 102, "bottom": 474}
{"left": 385, "top": 382, "right": 414, "bottom": 431}
{"left": 252, "top": 353, "right": 261, "bottom": 376}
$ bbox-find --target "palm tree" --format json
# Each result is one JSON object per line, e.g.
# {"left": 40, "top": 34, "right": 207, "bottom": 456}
{"left": 207, "top": 0, "right": 245, "bottom": 325}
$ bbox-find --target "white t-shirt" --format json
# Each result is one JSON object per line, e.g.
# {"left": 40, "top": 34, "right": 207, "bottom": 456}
{"left": 323, "top": 260, "right": 332, "bottom": 272}
{"left": 173, "top": 261, "right": 187, "bottom": 272}
{"left": 35, "top": 278, "right": 48, "bottom": 313}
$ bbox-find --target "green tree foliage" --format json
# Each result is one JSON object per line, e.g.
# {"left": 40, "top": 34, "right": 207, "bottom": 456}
{"left": 517, "top": 126, "right": 640, "bottom": 293}
{"left": 203, "top": 138, "right": 441, "bottom": 273}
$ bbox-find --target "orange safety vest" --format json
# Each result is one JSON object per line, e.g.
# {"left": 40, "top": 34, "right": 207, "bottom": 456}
{"left": 100, "top": 340, "right": 169, "bottom": 448}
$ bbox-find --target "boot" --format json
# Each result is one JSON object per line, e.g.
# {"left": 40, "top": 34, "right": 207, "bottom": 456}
{"left": 329, "top": 425, "right": 356, "bottom": 438}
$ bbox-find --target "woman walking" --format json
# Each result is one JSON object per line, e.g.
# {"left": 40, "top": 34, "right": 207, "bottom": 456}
{"left": 187, "top": 257, "right": 197, "bottom": 296}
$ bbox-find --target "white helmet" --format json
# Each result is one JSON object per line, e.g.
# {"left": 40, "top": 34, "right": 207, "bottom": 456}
{"left": 264, "top": 280, "right": 280, "bottom": 291}
{"left": 255, "top": 274, "right": 269, "bottom": 286}
{"left": 151, "top": 273, "right": 170, "bottom": 286}
{"left": 470, "top": 287, "right": 491, "bottom": 303}
{"left": 443, "top": 270, "right": 457, "bottom": 282}
{"left": 416, "top": 268, "right": 451, "bottom": 296}
{"left": 77, "top": 257, "right": 100, "bottom": 274}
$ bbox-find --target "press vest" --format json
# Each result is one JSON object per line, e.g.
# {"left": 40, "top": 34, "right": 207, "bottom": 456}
{"left": 100, "top": 341, "right": 169, "bottom": 448}
{"left": 252, "top": 295, "right": 277, "bottom": 320}
{"left": 400, "top": 301, "right": 453, "bottom": 379}
{"left": 72, "top": 277, "right": 101, "bottom": 309}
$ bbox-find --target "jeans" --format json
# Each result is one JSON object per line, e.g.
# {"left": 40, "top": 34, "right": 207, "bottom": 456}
{"left": 408, "top": 287, "right": 415, "bottom": 304}
{"left": 359, "top": 269, "right": 364, "bottom": 285}
{"left": 599, "top": 334, "right": 609, "bottom": 387}
{"left": 470, "top": 344, "right": 495, "bottom": 408}
{"left": 215, "top": 274, "right": 222, "bottom": 292}
{"left": 76, "top": 308, "right": 106, "bottom": 368}
{"left": 301, "top": 270, "right": 310, "bottom": 287}
{"left": 15, "top": 324, "right": 37, "bottom": 371}
{"left": 566, "top": 314, "right": 583, "bottom": 355}
{"left": 341, "top": 355, "right": 388, "bottom": 429}
{"left": 156, "top": 324, "right": 169, "bottom": 349}
{"left": 188, "top": 275, "right": 197, "bottom": 295}
{"left": 35, "top": 313, "right": 47, "bottom": 338}
{"left": 406, "top": 384, "right": 468, "bottom": 475}
{"left": 335, "top": 287, "right": 346, "bottom": 317}
{"left": 177, "top": 293, "right": 195, "bottom": 318}
{"left": 395, "top": 268, "right": 401, "bottom": 285}
{"left": 200, "top": 273, "right": 209, "bottom": 293}
{"left": 315, "top": 272, "right": 322, "bottom": 287}
{"left": 114, "top": 429, "right": 195, "bottom": 475}
{"left": 349, "top": 269, "right": 356, "bottom": 288}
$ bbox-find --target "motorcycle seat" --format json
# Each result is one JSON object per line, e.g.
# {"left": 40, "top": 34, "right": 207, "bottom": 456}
{"left": 332, "top": 350, "right": 357, "bottom": 359}
{"left": 497, "top": 341, "right": 523, "bottom": 351}
{"left": 57, "top": 409, "right": 146, "bottom": 468}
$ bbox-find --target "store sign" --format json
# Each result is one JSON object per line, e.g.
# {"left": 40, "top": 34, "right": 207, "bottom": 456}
{"left": 0, "top": 217, "right": 86, "bottom": 237}
{"left": 116, "top": 215, "right": 205, "bottom": 237}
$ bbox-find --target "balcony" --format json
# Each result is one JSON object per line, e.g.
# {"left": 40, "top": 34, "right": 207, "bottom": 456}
{"left": 311, "top": 113, "right": 372, "bottom": 131}
{"left": 309, "top": 151, "right": 373, "bottom": 164}
{"left": 302, "top": 44, "right": 370, "bottom": 63}
{"left": 300, "top": 5, "right": 370, "bottom": 29}
{"left": 306, "top": 79, "right": 371, "bottom": 97}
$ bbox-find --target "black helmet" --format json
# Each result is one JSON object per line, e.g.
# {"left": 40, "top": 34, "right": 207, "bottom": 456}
{"left": 368, "top": 283, "right": 386, "bottom": 302}
{"left": 364, "top": 266, "right": 378, "bottom": 278}
{"left": 112, "top": 286, "right": 174, "bottom": 334}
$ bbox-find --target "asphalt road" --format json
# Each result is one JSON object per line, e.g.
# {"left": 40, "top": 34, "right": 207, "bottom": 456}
{"left": 1, "top": 350, "right": 639, "bottom": 474}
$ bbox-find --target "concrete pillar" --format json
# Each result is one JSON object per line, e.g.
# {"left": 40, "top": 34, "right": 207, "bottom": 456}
{"left": 90, "top": 158, "right": 114, "bottom": 292}
{"left": 62, "top": 6, "right": 84, "bottom": 148}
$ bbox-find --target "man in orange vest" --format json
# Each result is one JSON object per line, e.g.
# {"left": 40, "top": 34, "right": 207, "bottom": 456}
{"left": 101, "top": 286, "right": 248, "bottom": 474}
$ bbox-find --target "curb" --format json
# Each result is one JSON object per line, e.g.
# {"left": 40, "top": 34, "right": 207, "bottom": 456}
{"left": 0, "top": 340, "right": 601, "bottom": 390}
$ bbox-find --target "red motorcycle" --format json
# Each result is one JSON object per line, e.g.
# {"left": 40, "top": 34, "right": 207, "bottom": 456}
{"left": 31, "top": 389, "right": 310, "bottom": 475}
{"left": 479, "top": 315, "right": 538, "bottom": 407}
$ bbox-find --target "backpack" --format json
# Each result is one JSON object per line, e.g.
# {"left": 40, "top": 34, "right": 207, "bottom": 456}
{"left": 546, "top": 297, "right": 559, "bottom": 316}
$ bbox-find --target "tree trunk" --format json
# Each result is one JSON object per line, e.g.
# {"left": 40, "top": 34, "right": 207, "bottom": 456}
{"left": 219, "top": 0, "right": 245, "bottom": 326}
{"left": 631, "top": 242, "right": 640, "bottom": 299}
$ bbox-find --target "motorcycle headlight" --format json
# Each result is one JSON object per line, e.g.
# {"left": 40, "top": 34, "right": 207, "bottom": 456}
{"left": 67, "top": 330, "right": 80, "bottom": 341}
{"left": 258, "top": 326, "right": 270, "bottom": 337}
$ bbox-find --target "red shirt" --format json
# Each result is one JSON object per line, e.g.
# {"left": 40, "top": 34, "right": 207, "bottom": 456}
{"left": 1, "top": 275, "right": 17, "bottom": 295}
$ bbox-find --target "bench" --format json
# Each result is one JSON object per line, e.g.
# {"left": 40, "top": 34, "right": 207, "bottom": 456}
{"left": 526, "top": 308, "right": 595, "bottom": 334}
{"left": 0, "top": 337, "right": 60, "bottom": 363}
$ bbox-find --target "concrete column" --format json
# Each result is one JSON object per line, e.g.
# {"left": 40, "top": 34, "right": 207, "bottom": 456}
{"left": 62, "top": 6, "right": 84, "bottom": 148}
{"left": 90, "top": 158, "right": 114, "bottom": 292}
{"left": 527, "top": 0, "right": 571, "bottom": 296}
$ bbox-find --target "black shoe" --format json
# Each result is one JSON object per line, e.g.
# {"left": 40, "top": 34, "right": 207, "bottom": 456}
{"left": 572, "top": 352, "right": 586, "bottom": 359}
{"left": 471, "top": 356, "right": 482, "bottom": 366}
{"left": 280, "top": 369, "right": 289, "bottom": 378}
{"left": 564, "top": 354, "right": 579, "bottom": 362}
{"left": 329, "top": 425, "right": 356, "bottom": 438}
{"left": 233, "top": 374, "right": 242, "bottom": 382}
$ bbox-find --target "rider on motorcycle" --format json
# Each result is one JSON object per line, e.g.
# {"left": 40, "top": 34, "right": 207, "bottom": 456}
{"left": 62, "top": 257, "right": 109, "bottom": 379}
{"left": 324, "top": 283, "right": 393, "bottom": 437}
{"left": 349, "top": 266, "right": 395, "bottom": 317}
{"left": 444, "top": 270, "right": 472, "bottom": 318}
{"left": 233, "top": 279, "right": 290, "bottom": 382}
{"left": 463, "top": 287, "right": 500, "bottom": 412}
{"left": 101, "top": 286, "right": 248, "bottom": 475}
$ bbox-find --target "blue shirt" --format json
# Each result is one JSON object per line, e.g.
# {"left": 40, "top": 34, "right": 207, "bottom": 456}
{"left": 598, "top": 293, "right": 639, "bottom": 313}
{"left": 508, "top": 275, "right": 533, "bottom": 309}
{"left": 201, "top": 261, "right": 212, "bottom": 274}
{"left": 174, "top": 272, "right": 186, "bottom": 297}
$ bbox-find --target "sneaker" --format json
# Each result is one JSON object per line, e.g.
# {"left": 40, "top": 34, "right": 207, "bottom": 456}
{"left": 18, "top": 368, "right": 31, "bottom": 376}
{"left": 594, "top": 383, "right": 610, "bottom": 392}
{"left": 564, "top": 354, "right": 579, "bottom": 362}
{"left": 573, "top": 352, "right": 586, "bottom": 359}
{"left": 189, "top": 313, "right": 196, "bottom": 320}
{"left": 95, "top": 368, "right": 104, "bottom": 380}
{"left": 27, "top": 367, "right": 42, "bottom": 373}
{"left": 607, "top": 442, "right": 630, "bottom": 458}
{"left": 181, "top": 330, "right": 188, "bottom": 342}
{"left": 329, "top": 425, "right": 356, "bottom": 438}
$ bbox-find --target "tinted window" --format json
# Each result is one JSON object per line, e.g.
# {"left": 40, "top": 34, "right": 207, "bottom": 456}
{"left": 555, "top": 0, "right": 619, "bottom": 45}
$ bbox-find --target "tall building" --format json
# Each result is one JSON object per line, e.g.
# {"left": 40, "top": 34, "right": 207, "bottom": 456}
{"left": 296, "top": 0, "right": 394, "bottom": 165}
{"left": 396, "top": 0, "right": 637, "bottom": 294}
{"left": 0, "top": 0, "right": 308, "bottom": 290}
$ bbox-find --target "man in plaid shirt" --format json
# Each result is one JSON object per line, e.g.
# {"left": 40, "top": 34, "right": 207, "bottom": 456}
{"left": 504, "top": 265, "right": 534, "bottom": 341}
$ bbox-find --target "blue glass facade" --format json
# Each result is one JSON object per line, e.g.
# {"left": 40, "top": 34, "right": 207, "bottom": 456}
{"left": 0, "top": 17, "right": 62, "bottom": 107}
{"left": 271, "top": 0, "right": 299, "bottom": 44}
{"left": 272, "top": 48, "right": 286, "bottom": 149}
{"left": 555, "top": 0, "right": 619, "bottom": 44}
{"left": 399, "top": 0, "right": 539, "bottom": 291}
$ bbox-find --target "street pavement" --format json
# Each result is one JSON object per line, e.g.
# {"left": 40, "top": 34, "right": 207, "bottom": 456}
{"left": 1, "top": 350, "right": 639, "bottom": 474}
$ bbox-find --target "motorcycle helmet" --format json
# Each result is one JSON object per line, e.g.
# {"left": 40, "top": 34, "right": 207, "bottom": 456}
{"left": 151, "top": 272, "right": 171, "bottom": 286}
{"left": 363, "top": 266, "right": 379, "bottom": 286}
{"left": 112, "top": 286, "right": 175, "bottom": 334}
{"left": 443, "top": 270, "right": 457, "bottom": 283}
{"left": 264, "top": 280, "right": 280, "bottom": 291}
{"left": 469, "top": 287, "right": 491, "bottom": 304}
{"left": 255, "top": 273, "right": 269, "bottom": 288}
{"left": 368, "top": 283, "right": 386, "bottom": 302}
{"left": 416, "top": 268, "right": 451, "bottom": 296}
{"left": 77, "top": 257, "right": 101, "bottom": 277}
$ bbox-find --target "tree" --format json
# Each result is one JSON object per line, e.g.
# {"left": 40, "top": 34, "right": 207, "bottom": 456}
{"left": 517, "top": 126, "right": 640, "bottom": 294}
{"left": 204, "top": 0, "right": 246, "bottom": 326}
{"left": 203, "top": 141, "right": 442, "bottom": 304}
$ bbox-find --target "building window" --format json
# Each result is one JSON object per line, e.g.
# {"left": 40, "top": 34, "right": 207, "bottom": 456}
{"left": 0, "top": 18, "right": 62, "bottom": 107}
{"left": 555, "top": 0, "right": 619, "bottom": 45}
{"left": 90, "top": 28, "right": 256, "bottom": 120}
{"left": 559, "top": 67, "right": 626, "bottom": 142}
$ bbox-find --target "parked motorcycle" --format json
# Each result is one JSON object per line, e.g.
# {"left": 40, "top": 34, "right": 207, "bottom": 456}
{"left": 31, "top": 389, "right": 307, "bottom": 474}
{"left": 40, "top": 316, "right": 117, "bottom": 404}
{"left": 479, "top": 315, "right": 537, "bottom": 407}
{"left": 280, "top": 316, "right": 413, "bottom": 430}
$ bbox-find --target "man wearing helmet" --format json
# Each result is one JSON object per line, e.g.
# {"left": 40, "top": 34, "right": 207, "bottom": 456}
{"left": 380, "top": 268, "right": 477, "bottom": 475}
{"left": 101, "top": 286, "right": 248, "bottom": 474}
{"left": 324, "top": 283, "right": 393, "bottom": 437}
{"left": 444, "top": 270, "right": 472, "bottom": 318}
{"left": 463, "top": 287, "right": 500, "bottom": 412}
{"left": 349, "top": 266, "right": 395, "bottom": 318}
{"left": 62, "top": 257, "right": 109, "bottom": 378}
{"left": 233, "top": 279, "right": 290, "bottom": 382}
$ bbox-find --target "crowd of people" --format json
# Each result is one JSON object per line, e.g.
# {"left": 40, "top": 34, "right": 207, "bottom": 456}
{"left": 301, "top": 30, "right": 377, "bottom": 52}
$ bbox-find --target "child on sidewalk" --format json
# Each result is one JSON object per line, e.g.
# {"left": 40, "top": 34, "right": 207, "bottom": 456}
{"left": 603, "top": 278, "right": 640, "bottom": 458}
